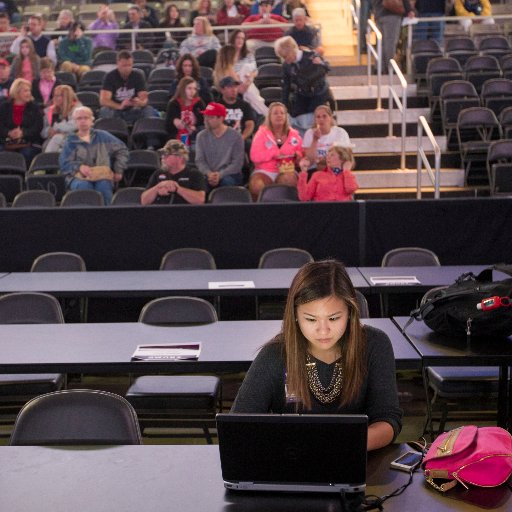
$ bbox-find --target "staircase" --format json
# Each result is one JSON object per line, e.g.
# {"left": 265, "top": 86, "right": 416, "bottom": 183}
{"left": 306, "top": 1, "right": 484, "bottom": 198}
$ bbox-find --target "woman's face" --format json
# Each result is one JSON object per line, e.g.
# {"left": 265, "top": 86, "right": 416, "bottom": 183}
{"left": 193, "top": 18, "right": 204, "bottom": 35}
{"left": 270, "top": 105, "right": 287, "bottom": 129}
{"left": 20, "top": 42, "right": 30, "bottom": 57}
{"left": 315, "top": 108, "right": 332, "bottom": 130}
{"left": 234, "top": 31, "right": 245, "bottom": 50}
{"left": 53, "top": 89, "right": 64, "bottom": 107}
{"left": 225, "top": 0, "right": 235, "bottom": 7}
{"left": 184, "top": 81, "right": 198, "bottom": 100}
{"left": 181, "top": 59, "right": 193, "bottom": 76}
{"left": 16, "top": 84, "right": 32, "bottom": 103}
{"left": 326, "top": 149, "right": 343, "bottom": 169}
{"left": 296, "top": 295, "right": 349, "bottom": 362}
{"left": 169, "top": 6, "right": 179, "bottom": 19}
{"left": 200, "top": 0, "right": 210, "bottom": 11}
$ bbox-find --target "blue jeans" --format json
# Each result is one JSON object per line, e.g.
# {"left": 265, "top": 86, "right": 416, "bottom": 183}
{"left": 68, "top": 178, "right": 114, "bottom": 205}
{"left": 206, "top": 173, "right": 243, "bottom": 193}
{"left": 413, "top": 13, "right": 445, "bottom": 43}
{"left": 98, "top": 106, "right": 157, "bottom": 124}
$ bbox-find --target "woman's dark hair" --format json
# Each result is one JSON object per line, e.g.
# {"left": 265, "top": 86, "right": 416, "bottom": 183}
{"left": 228, "top": 29, "right": 248, "bottom": 60}
{"left": 281, "top": 260, "right": 367, "bottom": 410}
{"left": 176, "top": 53, "right": 200, "bottom": 80}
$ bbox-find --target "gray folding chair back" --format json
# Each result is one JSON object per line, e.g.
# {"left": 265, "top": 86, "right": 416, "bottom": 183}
{"left": 258, "top": 248, "right": 314, "bottom": 269}
{"left": 31, "top": 252, "right": 86, "bottom": 272}
{"left": 0, "top": 192, "right": 6, "bottom": 208}
{"left": 0, "top": 292, "right": 64, "bottom": 324}
{"left": 10, "top": 389, "right": 142, "bottom": 445}
{"left": 208, "top": 186, "right": 252, "bottom": 204}
{"left": 61, "top": 190, "right": 105, "bottom": 207}
{"left": 355, "top": 290, "right": 369, "bottom": 319}
{"left": 0, "top": 151, "right": 27, "bottom": 176}
{"left": 12, "top": 190, "right": 56, "bottom": 208}
{"left": 380, "top": 247, "right": 440, "bottom": 317}
{"left": 111, "top": 187, "right": 145, "bottom": 205}
{"left": 257, "top": 184, "right": 299, "bottom": 202}
{"left": 160, "top": 248, "right": 216, "bottom": 270}
{"left": 139, "top": 296, "right": 218, "bottom": 325}
{"left": 381, "top": 247, "right": 441, "bottom": 267}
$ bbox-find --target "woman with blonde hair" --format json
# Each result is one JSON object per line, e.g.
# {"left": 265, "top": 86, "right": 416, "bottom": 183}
{"left": 298, "top": 145, "right": 358, "bottom": 202}
{"left": 231, "top": 259, "right": 402, "bottom": 451}
{"left": 249, "top": 101, "right": 302, "bottom": 199}
{"left": 0, "top": 78, "right": 43, "bottom": 165}
{"left": 10, "top": 37, "right": 40, "bottom": 83}
{"left": 213, "top": 44, "right": 268, "bottom": 116}
{"left": 301, "top": 104, "right": 351, "bottom": 170}
{"left": 179, "top": 16, "right": 221, "bottom": 67}
{"left": 42, "top": 84, "right": 82, "bottom": 153}
{"left": 190, "top": 0, "right": 217, "bottom": 26}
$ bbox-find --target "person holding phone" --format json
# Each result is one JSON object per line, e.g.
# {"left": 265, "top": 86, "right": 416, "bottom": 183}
{"left": 231, "top": 260, "right": 402, "bottom": 451}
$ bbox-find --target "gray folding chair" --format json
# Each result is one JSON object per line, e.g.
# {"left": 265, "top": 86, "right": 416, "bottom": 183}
{"left": 125, "top": 297, "right": 221, "bottom": 443}
{"left": 12, "top": 190, "right": 56, "bottom": 208}
{"left": 10, "top": 389, "right": 142, "bottom": 445}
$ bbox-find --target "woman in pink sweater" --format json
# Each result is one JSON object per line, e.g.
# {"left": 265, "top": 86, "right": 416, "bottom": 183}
{"left": 298, "top": 145, "right": 358, "bottom": 201}
{"left": 249, "top": 101, "right": 303, "bottom": 200}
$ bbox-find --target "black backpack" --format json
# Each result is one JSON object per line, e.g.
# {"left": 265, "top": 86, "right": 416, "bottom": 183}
{"left": 406, "top": 265, "right": 512, "bottom": 338}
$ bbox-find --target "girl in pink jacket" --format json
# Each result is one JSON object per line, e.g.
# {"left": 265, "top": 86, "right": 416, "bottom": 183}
{"left": 249, "top": 102, "right": 303, "bottom": 200}
{"left": 298, "top": 145, "right": 358, "bottom": 202}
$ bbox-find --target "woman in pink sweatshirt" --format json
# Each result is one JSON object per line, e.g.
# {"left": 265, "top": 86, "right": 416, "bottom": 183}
{"left": 298, "top": 145, "right": 358, "bottom": 202}
{"left": 249, "top": 101, "right": 303, "bottom": 200}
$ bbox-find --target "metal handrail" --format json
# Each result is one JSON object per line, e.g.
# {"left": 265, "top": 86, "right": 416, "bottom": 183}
{"left": 366, "top": 19, "right": 382, "bottom": 110}
{"left": 388, "top": 59, "right": 408, "bottom": 170}
{"left": 417, "top": 116, "right": 441, "bottom": 199}
{"left": 350, "top": 0, "right": 361, "bottom": 65}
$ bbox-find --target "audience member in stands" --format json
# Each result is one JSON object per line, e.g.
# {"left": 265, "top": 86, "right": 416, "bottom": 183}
{"left": 455, "top": 0, "right": 494, "bottom": 32}
{"left": 217, "top": 76, "right": 255, "bottom": 147}
{"left": 118, "top": 5, "right": 154, "bottom": 50}
{"left": 99, "top": 50, "right": 155, "bottom": 124}
{"left": 179, "top": 16, "right": 221, "bottom": 68}
{"left": 213, "top": 44, "right": 268, "bottom": 117}
{"left": 229, "top": 29, "right": 257, "bottom": 76}
{"left": 285, "top": 7, "right": 322, "bottom": 54}
{"left": 130, "top": 0, "right": 160, "bottom": 28}
{"left": 283, "top": 0, "right": 310, "bottom": 19}
{"left": 141, "top": 138, "right": 206, "bottom": 205}
{"left": 31, "top": 58, "right": 60, "bottom": 108}
{"left": 11, "top": 14, "right": 57, "bottom": 65}
{"left": 302, "top": 104, "right": 351, "bottom": 170}
{"left": 0, "top": 58, "right": 12, "bottom": 100}
{"left": 249, "top": 101, "right": 302, "bottom": 200}
{"left": 298, "top": 145, "right": 358, "bottom": 202}
{"left": 190, "top": 0, "right": 217, "bottom": 26}
{"left": 41, "top": 84, "right": 81, "bottom": 152}
{"left": 157, "top": 3, "right": 187, "bottom": 47}
{"left": 414, "top": 1, "right": 446, "bottom": 43}
{"left": 358, "top": 0, "right": 371, "bottom": 53}
{"left": 58, "top": 22, "right": 93, "bottom": 81}
{"left": 54, "top": 9, "right": 75, "bottom": 35}
{"left": 10, "top": 38, "right": 40, "bottom": 83}
{"left": 216, "top": 0, "right": 250, "bottom": 26}
{"left": 88, "top": 4, "right": 119, "bottom": 53}
{"left": 250, "top": 0, "right": 285, "bottom": 16}
{"left": 0, "top": 12, "right": 18, "bottom": 59}
{"left": 243, "top": 0, "right": 288, "bottom": 50}
{"left": 195, "top": 102, "right": 245, "bottom": 189}
{"left": 60, "top": 106, "right": 128, "bottom": 205}
{"left": 370, "top": 0, "right": 415, "bottom": 66}
{"left": 275, "top": 35, "right": 330, "bottom": 136}
{"left": 169, "top": 53, "right": 212, "bottom": 104}
{"left": 0, "top": 0, "right": 19, "bottom": 24}
{"left": 0, "top": 78, "right": 43, "bottom": 166}
{"left": 231, "top": 259, "right": 402, "bottom": 451}
{"left": 165, "top": 76, "right": 205, "bottom": 145}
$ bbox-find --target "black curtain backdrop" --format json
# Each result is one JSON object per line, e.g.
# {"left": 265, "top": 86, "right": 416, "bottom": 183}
{"left": 0, "top": 198, "right": 510, "bottom": 272}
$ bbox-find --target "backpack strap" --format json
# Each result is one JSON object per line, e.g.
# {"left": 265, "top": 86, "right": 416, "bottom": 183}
{"left": 477, "top": 264, "right": 512, "bottom": 282}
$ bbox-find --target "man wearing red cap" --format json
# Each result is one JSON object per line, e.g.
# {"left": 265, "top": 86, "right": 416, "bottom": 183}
{"left": 195, "top": 102, "right": 245, "bottom": 190}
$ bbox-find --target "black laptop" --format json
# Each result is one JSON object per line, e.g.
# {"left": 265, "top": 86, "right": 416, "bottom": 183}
{"left": 216, "top": 413, "right": 368, "bottom": 493}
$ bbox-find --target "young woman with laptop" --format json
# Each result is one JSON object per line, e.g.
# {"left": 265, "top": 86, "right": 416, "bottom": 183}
{"left": 231, "top": 260, "right": 402, "bottom": 451}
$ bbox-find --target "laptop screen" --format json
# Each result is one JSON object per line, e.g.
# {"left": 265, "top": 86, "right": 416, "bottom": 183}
{"left": 216, "top": 413, "right": 368, "bottom": 493}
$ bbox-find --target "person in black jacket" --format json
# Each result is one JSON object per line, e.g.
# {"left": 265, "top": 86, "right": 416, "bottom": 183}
{"left": 274, "top": 35, "right": 330, "bottom": 136}
{"left": 0, "top": 77, "right": 43, "bottom": 166}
